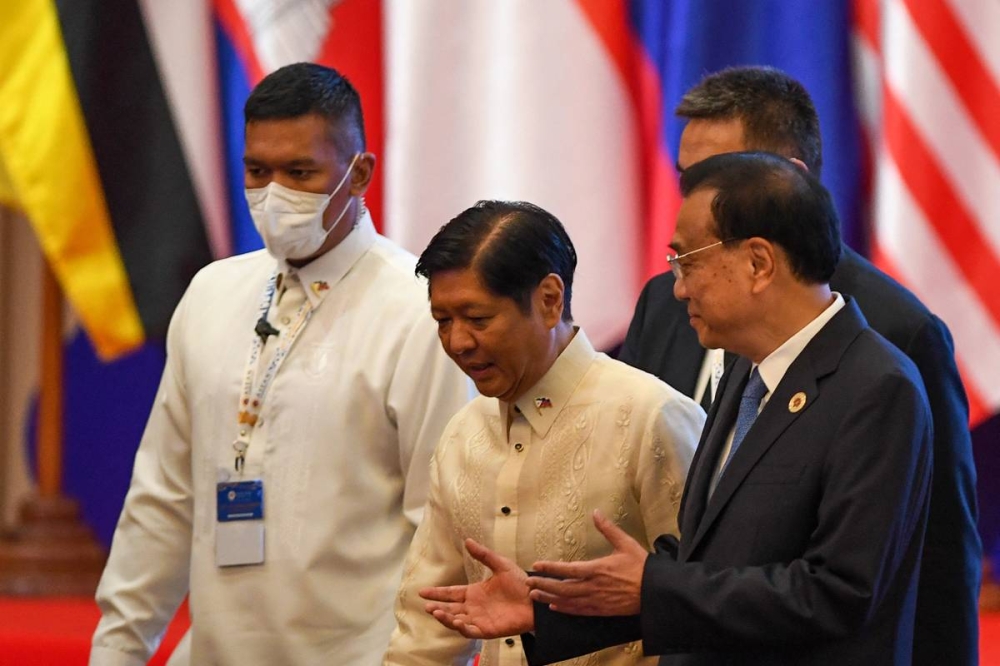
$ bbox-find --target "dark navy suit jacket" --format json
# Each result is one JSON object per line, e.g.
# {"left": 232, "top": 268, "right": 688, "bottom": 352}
{"left": 526, "top": 299, "right": 933, "bottom": 665}
{"left": 616, "top": 246, "right": 980, "bottom": 665}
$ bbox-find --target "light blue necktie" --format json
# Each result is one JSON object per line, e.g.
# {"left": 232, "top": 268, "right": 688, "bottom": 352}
{"left": 721, "top": 368, "right": 768, "bottom": 475}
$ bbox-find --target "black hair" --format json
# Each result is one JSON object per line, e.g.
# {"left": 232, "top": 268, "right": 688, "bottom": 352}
{"left": 680, "top": 152, "right": 841, "bottom": 283}
{"left": 677, "top": 66, "right": 823, "bottom": 176}
{"left": 416, "top": 200, "right": 577, "bottom": 322}
{"left": 244, "top": 62, "right": 365, "bottom": 159}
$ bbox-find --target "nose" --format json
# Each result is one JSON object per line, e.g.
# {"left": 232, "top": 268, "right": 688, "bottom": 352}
{"left": 444, "top": 321, "right": 476, "bottom": 356}
{"left": 271, "top": 175, "right": 298, "bottom": 190}
{"left": 673, "top": 273, "right": 689, "bottom": 301}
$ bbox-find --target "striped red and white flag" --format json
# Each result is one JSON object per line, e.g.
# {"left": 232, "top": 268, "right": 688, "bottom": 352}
{"left": 853, "top": 0, "right": 1000, "bottom": 426}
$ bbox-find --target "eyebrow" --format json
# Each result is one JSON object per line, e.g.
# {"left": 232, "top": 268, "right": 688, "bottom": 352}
{"left": 283, "top": 158, "right": 320, "bottom": 167}
{"left": 242, "top": 157, "right": 319, "bottom": 168}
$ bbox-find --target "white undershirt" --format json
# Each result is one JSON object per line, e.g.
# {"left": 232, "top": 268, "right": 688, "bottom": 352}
{"left": 709, "top": 293, "right": 845, "bottom": 494}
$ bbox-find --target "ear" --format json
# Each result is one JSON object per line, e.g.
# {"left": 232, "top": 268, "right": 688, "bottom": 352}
{"left": 535, "top": 274, "right": 566, "bottom": 328}
{"left": 349, "top": 152, "right": 377, "bottom": 196}
{"left": 744, "top": 238, "right": 777, "bottom": 294}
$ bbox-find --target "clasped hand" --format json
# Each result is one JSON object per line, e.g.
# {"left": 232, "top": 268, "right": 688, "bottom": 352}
{"left": 419, "top": 511, "right": 649, "bottom": 639}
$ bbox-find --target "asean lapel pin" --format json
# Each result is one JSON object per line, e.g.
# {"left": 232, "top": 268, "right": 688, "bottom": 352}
{"left": 788, "top": 392, "right": 807, "bottom": 413}
{"left": 311, "top": 280, "right": 330, "bottom": 297}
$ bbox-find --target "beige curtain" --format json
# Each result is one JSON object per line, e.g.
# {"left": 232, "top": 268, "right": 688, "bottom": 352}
{"left": 0, "top": 204, "right": 42, "bottom": 529}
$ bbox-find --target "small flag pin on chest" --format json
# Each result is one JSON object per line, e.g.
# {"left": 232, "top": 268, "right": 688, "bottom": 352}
{"left": 534, "top": 397, "right": 553, "bottom": 410}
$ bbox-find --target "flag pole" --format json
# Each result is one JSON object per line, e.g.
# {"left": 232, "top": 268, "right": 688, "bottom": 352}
{"left": 38, "top": 260, "right": 63, "bottom": 497}
{"left": 0, "top": 259, "right": 105, "bottom": 595}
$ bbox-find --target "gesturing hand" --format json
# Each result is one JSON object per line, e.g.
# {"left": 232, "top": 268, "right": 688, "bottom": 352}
{"left": 528, "top": 510, "right": 649, "bottom": 616}
{"left": 419, "top": 539, "right": 535, "bottom": 639}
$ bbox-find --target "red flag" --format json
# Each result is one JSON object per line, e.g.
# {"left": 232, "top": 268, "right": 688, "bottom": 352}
{"left": 854, "top": 0, "right": 1000, "bottom": 426}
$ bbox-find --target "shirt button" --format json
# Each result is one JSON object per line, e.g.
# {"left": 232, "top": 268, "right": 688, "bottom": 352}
{"left": 505, "top": 638, "right": 516, "bottom": 647}
{"left": 281, "top": 316, "right": 291, "bottom": 325}
{"left": 501, "top": 506, "right": 511, "bottom": 515}
{"left": 514, "top": 443, "right": 523, "bottom": 452}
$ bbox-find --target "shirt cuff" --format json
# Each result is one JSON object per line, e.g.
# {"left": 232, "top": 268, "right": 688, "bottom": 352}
{"left": 89, "top": 644, "right": 148, "bottom": 666}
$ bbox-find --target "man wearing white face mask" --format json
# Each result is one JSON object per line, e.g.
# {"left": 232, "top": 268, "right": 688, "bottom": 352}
{"left": 90, "top": 63, "right": 474, "bottom": 666}
{"left": 245, "top": 150, "right": 362, "bottom": 261}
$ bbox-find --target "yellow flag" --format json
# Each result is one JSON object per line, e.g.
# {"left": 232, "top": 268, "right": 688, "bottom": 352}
{"left": 0, "top": 153, "right": 19, "bottom": 211}
{"left": 0, "top": 0, "right": 143, "bottom": 359}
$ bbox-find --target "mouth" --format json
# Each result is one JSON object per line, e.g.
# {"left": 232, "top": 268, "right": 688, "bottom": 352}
{"left": 462, "top": 362, "right": 494, "bottom": 381}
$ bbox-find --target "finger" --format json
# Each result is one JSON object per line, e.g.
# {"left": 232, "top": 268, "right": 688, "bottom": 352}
{"left": 423, "top": 600, "right": 466, "bottom": 616}
{"left": 419, "top": 585, "right": 466, "bottom": 603}
{"left": 529, "top": 588, "right": 564, "bottom": 606}
{"left": 429, "top": 611, "right": 485, "bottom": 639}
{"left": 530, "top": 558, "right": 596, "bottom": 579}
{"left": 429, "top": 609, "right": 477, "bottom": 638}
{"left": 526, "top": 575, "right": 587, "bottom": 598}
{"left": 465, "top": 538, "right": 515, "bottom": 574}
{"left": 451, "top": 617, "right": 486, "bottom": 640}
{"left": 527, "top": 590, "right": 600, "bottom": 617}
{"left": 426, "top": 608, "right": 460, "bottom": 629}
{"left": 592, "top": 510, "right": 639, "bottom": 551}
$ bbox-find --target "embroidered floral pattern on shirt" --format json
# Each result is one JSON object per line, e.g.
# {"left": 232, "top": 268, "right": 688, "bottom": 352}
{"left": 535, "top": 404, "right": 594, "bottom": 562}
{"left": 389, "top": 333, "right": 703, "bottom": 666}
{"left": 455, "top": 418, "right": 496, "bottom": 585}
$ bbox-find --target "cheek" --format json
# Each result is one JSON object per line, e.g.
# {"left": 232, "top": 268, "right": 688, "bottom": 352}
{"left": 484, "top": 336, "right": 518, "bottom": 369}
{"left": 437, "top": 328, "right": 463, "bottom": 358}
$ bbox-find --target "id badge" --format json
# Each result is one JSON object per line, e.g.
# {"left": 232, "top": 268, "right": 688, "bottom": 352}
{"left": 216, "top": 479, "right": 265, "bottom": 567}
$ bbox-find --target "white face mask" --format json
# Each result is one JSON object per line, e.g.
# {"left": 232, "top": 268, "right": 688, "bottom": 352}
{"left": 245, "top": 153, "right": 361, "bottom": 261}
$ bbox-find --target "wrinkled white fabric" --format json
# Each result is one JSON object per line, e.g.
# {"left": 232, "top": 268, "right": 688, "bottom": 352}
{"left": 91, "top": 212, "right": 473, "bottom": 666}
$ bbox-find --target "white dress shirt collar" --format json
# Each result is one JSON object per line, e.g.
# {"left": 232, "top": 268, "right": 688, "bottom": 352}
{"left": 756, "top": 292, "right": 845, "bottom": 395}
{"left": 504, "top": 327, "right": 596, "bottom": 438}
{"left": 282, "top": 208, "right": 378, "bottom": 309}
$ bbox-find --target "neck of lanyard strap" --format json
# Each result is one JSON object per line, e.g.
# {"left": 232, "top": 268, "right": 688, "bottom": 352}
{"left": 233, "top": 269, "right": 314, "bottom": 474}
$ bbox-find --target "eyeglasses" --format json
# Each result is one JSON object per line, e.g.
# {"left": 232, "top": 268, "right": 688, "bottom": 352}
{"left": 665, "top": 239, "right": 736, "bottom": 279}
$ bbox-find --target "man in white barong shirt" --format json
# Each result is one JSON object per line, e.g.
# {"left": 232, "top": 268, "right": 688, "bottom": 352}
{"left": 89, "top": 64, "right": 472, "bottom": 666}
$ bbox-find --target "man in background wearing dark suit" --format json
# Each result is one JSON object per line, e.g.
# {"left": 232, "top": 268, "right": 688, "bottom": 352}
{"left": 420, "top": 152, "right": 934, "bottom": 665}
{"left": 618, "top": 66, "right": 979, "bottom": 665}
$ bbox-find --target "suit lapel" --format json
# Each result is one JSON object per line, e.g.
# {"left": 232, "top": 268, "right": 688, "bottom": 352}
{"left": 686, "top": 368, "right": 820, "bottom": 555}
{"left": 682, "top": 299, "right": 870, "bottom": 559}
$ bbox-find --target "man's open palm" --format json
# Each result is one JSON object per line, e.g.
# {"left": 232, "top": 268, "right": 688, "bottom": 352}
{"left": 419, "top": 538, "right": 535, "bottom": 639}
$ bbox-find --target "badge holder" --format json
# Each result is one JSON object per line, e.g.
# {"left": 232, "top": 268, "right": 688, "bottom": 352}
{"left": 216, "top": 479, "right": 264, "bottom": 567}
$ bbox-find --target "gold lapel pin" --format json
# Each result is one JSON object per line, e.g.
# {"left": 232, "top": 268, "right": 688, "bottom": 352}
{"left": 788, "top": 392, "right": 807, "bottom": 413}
